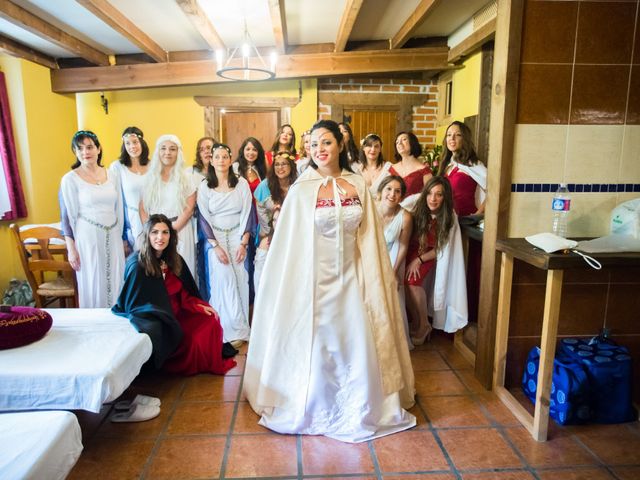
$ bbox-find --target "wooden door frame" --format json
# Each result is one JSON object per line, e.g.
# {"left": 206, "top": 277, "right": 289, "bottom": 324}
{"left": 194, "top": 96, "right": 300, "bottom": 140}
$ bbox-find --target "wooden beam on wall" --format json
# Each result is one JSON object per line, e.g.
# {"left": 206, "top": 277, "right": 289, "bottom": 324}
{"left": 268, "top": 0, "right": 288, "bottom": 55}
{"left": 194, "top": 95, "right": 300, "bottom": 108}
{"left": 51, "top": 46, "right": 450, "bottom": 93}
{"left": 76, "top": 0, "right": 166, "bottom": 63}
{"left": 448, "top": 18, "right": 497, "bottom": 64}
{"left": 0, "top": 33, "right": 57, "bottom": 69}
{"left": 390, "top": 0, "right": 442, "bottom": 50}
{"left": 335, "top": 0, "right": 364, "bottom": 53}
{"left": 176, "top": 0, "right": 225, "bottom": 51}
{"left": 475, "top": 0, "right": 524, "bottom": 389}
{"left": 0, "top": 0, "right": 109, "bottom": 66}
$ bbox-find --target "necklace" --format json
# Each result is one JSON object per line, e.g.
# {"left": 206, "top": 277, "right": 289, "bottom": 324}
{"left": 80, "top": 166, "right": 105, "bottom": 185}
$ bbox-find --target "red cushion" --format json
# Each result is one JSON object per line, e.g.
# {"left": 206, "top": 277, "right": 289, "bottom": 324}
{"left": 0, "top": 306, "right": 52, "bottom": 350}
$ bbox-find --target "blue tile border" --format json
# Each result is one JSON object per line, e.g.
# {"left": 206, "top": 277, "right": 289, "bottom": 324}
{"left": 512, "top": 183, "right": 640, "bottom": 193}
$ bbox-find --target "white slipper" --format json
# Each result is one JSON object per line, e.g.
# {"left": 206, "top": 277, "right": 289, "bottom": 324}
{"left": 110, "top": 403, "right": 160, "bottom": 423}
{"left": 114, "top": 394, "right": 161, "bottom": 411}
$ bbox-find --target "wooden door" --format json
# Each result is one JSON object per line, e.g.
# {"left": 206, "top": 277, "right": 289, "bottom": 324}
{"left": 221, "top": 110, "right": 279, "bottom": 157}
{"left": 344, "top": 109, "right": 398, "bottom": 164}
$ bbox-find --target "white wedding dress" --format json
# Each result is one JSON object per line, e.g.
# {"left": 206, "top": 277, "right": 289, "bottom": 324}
{"left": 258, "top": 198, "right": 416, "bottom": 442}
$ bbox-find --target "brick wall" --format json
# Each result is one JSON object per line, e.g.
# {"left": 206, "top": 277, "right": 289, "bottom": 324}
{"left": 317, "top": 77, "right": 439, "bottom": 148}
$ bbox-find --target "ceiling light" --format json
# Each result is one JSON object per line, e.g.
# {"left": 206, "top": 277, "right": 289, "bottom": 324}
{"left": 216, "top": 20, "right": 276, "bottom": 81}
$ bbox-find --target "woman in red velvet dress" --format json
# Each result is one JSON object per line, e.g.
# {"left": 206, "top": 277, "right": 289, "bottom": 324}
{"left": 265, "top": 124, "right": 298, "bottom": 167}
{"left": 390, "top": 131, "right": 432, "bottom": 200}
{"left": 404, "top": 176, "right": 455, "bottom": 345}
{"left": 113, "top": 213, "right": 237, "bottom": 375}
{"left": 437, "top": 121, "right": 487, "bottom": 216}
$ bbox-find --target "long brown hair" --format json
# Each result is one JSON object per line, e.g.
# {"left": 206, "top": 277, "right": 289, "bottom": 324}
{"left": 269, "top": 124, "right": 297, "bottom": 155}
{"left": 267, "top": 151, "right": 297, "bottom": 205}
{"left": 413, "top": 176, "right": 455, "bottom": 254}
{"left": 138, "top": 214, "right": 182, "bottom": 277}
{"left": 194, "top": 136, "right": 215, "bottom": 172}
{"left": 437, "top": 121, "right": 480, "bottom": 176}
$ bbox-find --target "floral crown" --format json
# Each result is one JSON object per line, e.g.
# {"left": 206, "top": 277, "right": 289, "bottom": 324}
{"left": 74, "top": 130, "right": 97, "bottom": 139}
{"left": 275, "top": 151, "right": 295, "bottom": 161}
{"left": 212, "top": 143, "right": 231, "bottom": 155}
{"left": 360, "top": 133, "right": 381, "bottom": 147}
{"left": 122, "top": 132, "right": 142, "bottom": 140}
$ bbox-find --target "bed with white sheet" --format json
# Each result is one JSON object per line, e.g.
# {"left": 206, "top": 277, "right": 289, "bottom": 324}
{"left": 0, "top": 410, "right": 82, "bottom": 480}
{"left": 0, "top": 308, "right": 152, "bottom": 413}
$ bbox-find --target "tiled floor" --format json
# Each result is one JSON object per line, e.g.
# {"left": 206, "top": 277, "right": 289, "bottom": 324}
{"left": 69, "top": 334, "right": 640, "bottom": 480}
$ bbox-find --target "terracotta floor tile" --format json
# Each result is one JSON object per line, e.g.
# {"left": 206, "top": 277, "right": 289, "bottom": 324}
{"left": 67, "top": 438, "right": 155, "bottom": 480}
{"left": 438, "top": 428, "right": 523, "bottom": 470}
{"left": 181, "top": 375, "right": 241, "bottom": 402}
{"left": 226, "top": 354, "right": 246, "bottom": 376}
{"left": 167, "top": 402, "right": 234, "bottom": 435}
{"left": 575, "top": 424, "right": 640, "bottom": 465}
{"left": 421, "top": 395, "right": 491, "bottom": 428}
{"left": 475, "top": 392, "right": 520, "bottom": 426}
{"left": 146, "top": 436, "right": 226, "bottom": 479}
{"left": 373, "top": 430, "right": 449, "bottom": 472}
{"left": 233, "top": 401, "right": 271, "bottom": 434}
{"left": 225, "top": 434, "right": 298, "bottom": 477}
{"left": 505, "top": 426, "right": 597, "bottom": 468}
{"left": 129, "top": 373, "right": 185, "bottom": 405}
{"left": 383, "top": 475, "right": 456, "bottom": 480}
{"left": 301, "top": 436, "right": 375, "bottom": 475}
{"left": 408, "top": 403, "right": 429, "bottom": 430}
{"left": 437, "top": 345, "right": 473, "bottom": 370}
{"left": 411, "top": 350, "right": 450, "bottom": 371}
{"left": 96, "top": 406, "right": 169, "bottom": 439}
{"left": 611, "top": 466, "right": 640, "bottom": 480}
{"left": 535, "top": 467, "right": 616, "bottom": 479}
{"left": 456, "top": 368, "right": 489, "bottom": 394}
{"left": 415, "top": 370, "right": 468, "bottom": 397}
{"left": 461, "top": 472, "right": 536, "bottom": 480}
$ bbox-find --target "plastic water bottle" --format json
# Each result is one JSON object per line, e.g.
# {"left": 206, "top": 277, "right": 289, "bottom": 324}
{"left": 551, "top": 183, "right": 571, "bottom": 238}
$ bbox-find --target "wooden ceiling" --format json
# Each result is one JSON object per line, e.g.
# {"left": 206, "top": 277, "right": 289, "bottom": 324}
{"left": 0, "top": 0, "right": 496, "bottom": 93}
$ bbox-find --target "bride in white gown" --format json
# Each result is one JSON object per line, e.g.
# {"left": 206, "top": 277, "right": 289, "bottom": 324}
{"left": 244, "top": 120, "right": 415, "bottom": 443}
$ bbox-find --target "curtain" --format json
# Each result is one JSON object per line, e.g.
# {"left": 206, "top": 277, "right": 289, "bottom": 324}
{"left": 0, "top": 71, "right": 27, "bottom": 220}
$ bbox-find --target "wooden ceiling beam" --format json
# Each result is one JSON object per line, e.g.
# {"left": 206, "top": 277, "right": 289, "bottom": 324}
{"left": 335, "top": 0, "right": 364, "bottom": 52}
{"left": 0, "top": 0, "right": 109, "bottom": 66}
{"left": 50, "top": 46, "right": 450, "bottom": 93}
{"left": 448, "top": 18, "right": 496, "bottom": 64}
{"left": 268, "top": 0, "right": 287, "bottom": 55}
{"left": 0, "top": 33, "right": 57, "bottom": 69}
{"left": 175, "top": 0, "right": 225, "bottom": 51}
{"left": 390, "top": 0, "right": 442, "bottom": 50}
{"left": 76, "top": 0, "right": 166, "bottom": 63}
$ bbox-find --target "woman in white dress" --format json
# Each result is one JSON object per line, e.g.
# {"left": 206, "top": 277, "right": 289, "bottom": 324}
{"left": 186, "top": 136, "right": 215, "bottom": 296}
{"left": 197, "top": 143, "right": 253, "bottom": 346}
{"left": 353, "top": 133, "right": 393, "bottom": 195}
{"left": 253, "top": 150, "right": 297, "bottom": 293}
{"left": 244, "top": 120, "right": 415, "bottom": 443}
{"left": 109, "top": 126, "right": 150, "bottom": 250}
{"left": 60, "top": 130, "right": 125, "bottom": 308}
{"left": 140, "top": 135, "right": 197, "bottom": 277}
{"left": 377, "top": 175, "right": 413, "bottom": 349}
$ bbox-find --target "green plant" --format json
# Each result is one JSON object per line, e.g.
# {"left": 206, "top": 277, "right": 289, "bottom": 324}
{"left": 422, "top": 144, "right": 442, "bottom": 174}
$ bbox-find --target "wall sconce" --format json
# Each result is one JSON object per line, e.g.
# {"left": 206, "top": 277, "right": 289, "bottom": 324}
{"left": 100, "top": 92, "right": 109, "bottom": 115}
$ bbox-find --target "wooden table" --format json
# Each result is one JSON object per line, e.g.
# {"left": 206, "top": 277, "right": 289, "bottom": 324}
{"left": 492, "top": 238, "right": 640, "bottom": 441}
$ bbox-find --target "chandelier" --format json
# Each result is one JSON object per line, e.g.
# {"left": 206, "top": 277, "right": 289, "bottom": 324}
{"left": 216, "top": 21, "right": 277, "bottom": 81}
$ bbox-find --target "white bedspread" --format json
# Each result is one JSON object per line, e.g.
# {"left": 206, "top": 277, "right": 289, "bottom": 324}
{"left": 0, "top": 308, "right": 152, "bottom": 413}
{"left": 0, "top": 410, "right": 82, "bottom": 480}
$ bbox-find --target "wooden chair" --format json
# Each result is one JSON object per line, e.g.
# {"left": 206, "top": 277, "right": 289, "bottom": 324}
{"left": 9, "top": 223, "right": 77, "bottom": 308}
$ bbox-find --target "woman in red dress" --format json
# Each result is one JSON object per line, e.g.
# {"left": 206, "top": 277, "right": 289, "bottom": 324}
{"left": 390, "top": 131, "right": 432, "bottom": 198}
{"left": 404, "top": 176, "right": 455, "bottom": 345}
{"left": 265, "top": 124, "right": 297, "bottom": 167}
{"left": 113, "top": 213, "right": 237, "bottom": 375}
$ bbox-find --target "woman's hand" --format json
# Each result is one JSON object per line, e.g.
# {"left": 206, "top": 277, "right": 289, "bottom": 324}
{"left": 199, "top": 303, "right": 216, "bottom": 316}
{"left": 406, "top": 258, "right": 422, "bottom": 283}
{"left": 214, "top": 245, "right": 230, "bottom": 265}
{"left": 68, "top": 245, "right": 81, "bottom": 271}
{"left": 235, "top": 243, "right": 247, "bottom": 264}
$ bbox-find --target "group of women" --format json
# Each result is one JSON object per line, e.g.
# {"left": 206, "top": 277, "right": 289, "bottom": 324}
{"left": 58, "top": 118, "right": 486, "bottom": 443}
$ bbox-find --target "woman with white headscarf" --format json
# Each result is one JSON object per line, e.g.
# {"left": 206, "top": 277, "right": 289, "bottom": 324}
{"left": 140, "top": 134, "right": 197, "bottom": 277}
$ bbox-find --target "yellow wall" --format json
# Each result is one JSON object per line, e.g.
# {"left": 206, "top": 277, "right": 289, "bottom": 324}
{"left": 436, "top": 51, "right": 482, "bottom": 142}
{"left": 77, "top": 78, "right": 318, "bottom": 167}
{"left": 0, "top": 56, "right": 77, "bottom": 288}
